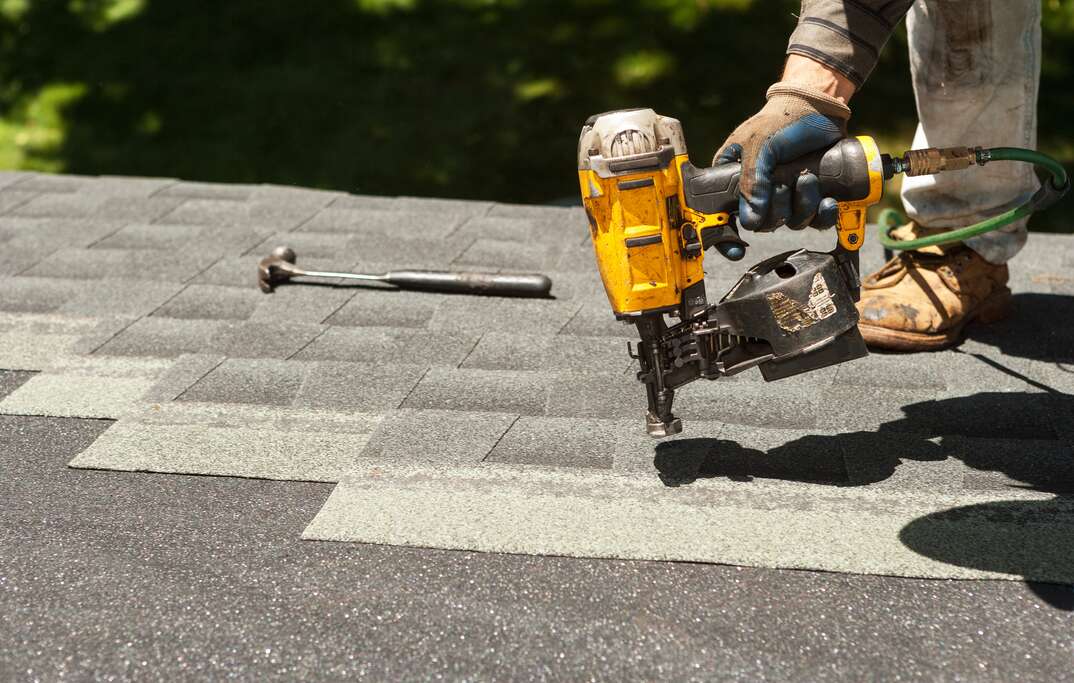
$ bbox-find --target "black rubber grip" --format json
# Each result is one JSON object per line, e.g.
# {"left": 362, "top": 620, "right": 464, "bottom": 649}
{"left": 384, "top": 270, "right": 553, "bottom": 298}
{"left": 680, "top": 138, "right": 872, "bottom": 216}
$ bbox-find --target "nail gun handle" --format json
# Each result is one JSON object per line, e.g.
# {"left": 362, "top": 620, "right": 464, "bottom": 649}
{"left": 681, "top": 137, "right": 881, "bottom": 220}
{"left": 384, "top": 270, "right": 553, "bottom": 298}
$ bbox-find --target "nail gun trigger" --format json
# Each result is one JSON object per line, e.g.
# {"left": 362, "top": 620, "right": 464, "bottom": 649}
{"left": 699, "top": 225, "right": 749, "bottom": 262}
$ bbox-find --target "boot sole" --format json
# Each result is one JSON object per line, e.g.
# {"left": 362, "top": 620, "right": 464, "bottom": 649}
{"left": 858, "top": 287, "right": 1013, "bottom": 352}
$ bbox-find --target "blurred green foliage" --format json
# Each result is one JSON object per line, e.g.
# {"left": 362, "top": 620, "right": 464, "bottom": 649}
{"left": 0, "top": 0, "right": 1071, "bottom": 230}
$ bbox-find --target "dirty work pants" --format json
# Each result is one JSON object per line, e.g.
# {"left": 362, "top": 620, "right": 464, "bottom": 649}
{"left": 900, "top": 0, "right": 1040, "bottom": 264}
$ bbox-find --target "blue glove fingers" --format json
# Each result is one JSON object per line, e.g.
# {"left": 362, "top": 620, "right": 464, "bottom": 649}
{"left": 769, "top": 183, "right": 792, "bottom": 230}
{"left": 786, "top": 172, "right": 821, "bottom": 229}
{"left": 741, "top": 114, "right": 843, "bottom": 232}
{"left": 739, "top": 140, "right": 775, "bottom": 230}
{"left": 814, "top": 197, "right": 840, "bottom": 229}
{"left": 765, "top": 113, "right": 844, "bottom": 163}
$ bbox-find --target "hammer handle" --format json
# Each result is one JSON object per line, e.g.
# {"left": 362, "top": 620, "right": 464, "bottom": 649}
{"left": 385, "top": 270, "right": 552, "bottom": 297}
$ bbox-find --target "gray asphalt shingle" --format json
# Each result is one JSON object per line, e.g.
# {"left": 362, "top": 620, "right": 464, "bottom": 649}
{"left": 300, "top": 207, "right": 462, "bottom": 238}
{"left": 360, "top": 408, "right": 518, "bottom": 464}
{"left": 3, "top": 170, "right": 1073, "bottom": 589}
{"left": 179, "top": 357, "right": 307, "bottom": 406}
{"left": 10, "top": 193, "right": 182, "bottom": 221}
{"left": 401, "top": 367, "right": 553, "bottom": 415}
{"left": 293, "top": 361, "right": 427, "bottom": 412}
{"left": 160, "top": 198, "right": 319, "bottom": 230}
{"left": 291, "top": 325, "right": 477, "bottom": 367}
{"left": 24, "top": 247, "right": 212, "bottom": 282}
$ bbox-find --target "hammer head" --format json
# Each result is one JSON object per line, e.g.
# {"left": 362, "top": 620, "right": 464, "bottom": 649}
{"left": 257, "top": 246, "right": 299, "bottom": 293}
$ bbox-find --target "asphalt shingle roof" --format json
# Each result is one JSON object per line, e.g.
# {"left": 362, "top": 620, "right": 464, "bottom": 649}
{"left": 0, "top": 170, "right": 1072, "bottom": 585}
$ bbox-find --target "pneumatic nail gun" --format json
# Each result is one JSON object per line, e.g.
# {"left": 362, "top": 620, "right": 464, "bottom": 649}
{"left": 577, "top": 108, "right": 890, "bottom": 437}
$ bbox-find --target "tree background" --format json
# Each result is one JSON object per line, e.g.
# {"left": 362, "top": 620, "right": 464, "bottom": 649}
{"left": 0, "top": 0, "right": 1071, "bottom": 228}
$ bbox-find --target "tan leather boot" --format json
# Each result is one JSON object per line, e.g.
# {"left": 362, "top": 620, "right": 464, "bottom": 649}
{"left": 856, "top": 222, "right": 1012, "bottom": 351}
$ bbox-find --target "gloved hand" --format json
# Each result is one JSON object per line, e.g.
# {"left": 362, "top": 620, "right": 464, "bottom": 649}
{"left": 714, "top": 83, "right": 851, "bottom": 232}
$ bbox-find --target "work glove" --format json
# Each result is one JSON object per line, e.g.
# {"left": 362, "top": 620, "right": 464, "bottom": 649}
{"left": 714, "top": 83, "right": 851, "bottom": 232}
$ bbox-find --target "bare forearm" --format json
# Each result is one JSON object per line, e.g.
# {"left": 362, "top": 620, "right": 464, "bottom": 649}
{"left": 782, "top": 54, "right": 858, "bottom": 104}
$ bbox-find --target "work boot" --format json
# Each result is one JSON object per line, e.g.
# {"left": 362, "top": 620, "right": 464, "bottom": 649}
{"left": 856, "top": 222, "right": 1012, "bottom": 352}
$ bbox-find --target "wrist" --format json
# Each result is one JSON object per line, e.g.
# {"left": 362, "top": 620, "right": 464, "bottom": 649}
{"left": 781, "top": 54, "right": 856, "bottom": 104}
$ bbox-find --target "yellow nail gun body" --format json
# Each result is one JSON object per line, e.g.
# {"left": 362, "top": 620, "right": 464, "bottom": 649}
{"left": 577, "top": 109, "right": 887, "bottom": 436}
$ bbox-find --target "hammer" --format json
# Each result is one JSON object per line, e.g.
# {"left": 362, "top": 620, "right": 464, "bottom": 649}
{"left": 257, "top": 246, "right": 553, "bottom": 298}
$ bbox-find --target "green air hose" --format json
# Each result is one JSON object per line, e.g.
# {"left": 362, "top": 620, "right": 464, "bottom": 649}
{"left": 877, "top": 147, "right": 1070, "bottom": 251}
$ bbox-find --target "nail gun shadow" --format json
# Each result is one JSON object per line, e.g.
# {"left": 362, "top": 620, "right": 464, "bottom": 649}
{"left": 964, "top": 292, "right": 1074, "bottom": 361}
{"left": 899, "top": 497, "right": 1074, "bottom": 610}
{"left": 654, "top": 389, "right": 1074, "bottom": 609}
{"left": 654, "top": 391, "right": 1074, "bottom": 490}
{"left": 653, "top": 432, "right": 945, "bottom": 488}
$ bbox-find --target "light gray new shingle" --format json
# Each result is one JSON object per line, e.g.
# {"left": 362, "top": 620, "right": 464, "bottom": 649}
{"left": 360, "top": 408, "right": 519, "bottom": 464}
{"left": 293, "top": 361, "right": 427, "bottom": 411}
{"left": 179, "top": 357, "right": 308, "bottom": 406}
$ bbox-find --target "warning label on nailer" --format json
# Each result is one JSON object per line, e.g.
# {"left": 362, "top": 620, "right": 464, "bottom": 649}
{"left": 766, "top": 273, "right": 837, "bottom": 333}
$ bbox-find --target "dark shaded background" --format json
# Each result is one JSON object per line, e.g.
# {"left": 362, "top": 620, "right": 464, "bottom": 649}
{"left": 0, "top": 0, "right": 1071, "bottom": 227}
